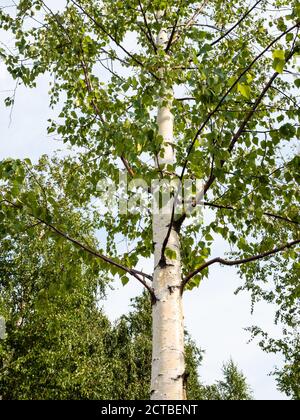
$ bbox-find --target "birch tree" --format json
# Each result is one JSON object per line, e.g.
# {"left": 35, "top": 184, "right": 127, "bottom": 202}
{"left": 0, "top": 0, "right": 300, "bottom": 400}
{"left": 0, "top": 157, "right": 251, "bottom": 400}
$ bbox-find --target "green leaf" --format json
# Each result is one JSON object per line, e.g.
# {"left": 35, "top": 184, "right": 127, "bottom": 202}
{"left": 272, "top": 50, "right": 285, "bottom": 60}
{"left": 294, "top": 79, "right": 300, "bottom": 89}
{"left": 237, "top": 83, "right": 251, "bottom": 99}
{"left": 165, "top": 248, "right": 177, "bottom": 260}
{"left": 205, "top": 233, "right": 214, "bottom": 242}
{"left": 121, "top": 276, "right": 129, "bottom": 286}
{"left": 272, "top": 51, "right": 285, "bottom": 74}
{"left": 272, "top": 58, "right": 285, "bottom": 74}
{"left": 23, "top": 158, "right": 32, "bottom": 166}
{"left": 279, "top": 123, "right": 296, "bottom": 139}
{"left": 186, "top": 275, "right": 202, "bottom": 290}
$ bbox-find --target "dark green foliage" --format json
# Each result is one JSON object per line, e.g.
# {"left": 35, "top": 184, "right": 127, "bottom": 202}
{"left": 0, "top": 211, "right": 114, "bottom": 399}
{"left": 105, "top": 294, "right": 253, "bottom": 400}
{"left": 201, "top": 360, "right": 253, "bottom": 401}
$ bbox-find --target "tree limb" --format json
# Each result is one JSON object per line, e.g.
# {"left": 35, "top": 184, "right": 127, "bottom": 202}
{"left": 270, "top": 85, "right": 300, "bottom": 110}
{"left": 165, "top": 3, "right": 182, "bottom": 52}
{"left": 138, "top": 0, "right": 157, "bottom": 53}
{"left": 121, "top": 156, "right": 135, "bottom": 177}
{"left": 210, "top": 0, "right": 263, "bottom": 47}
{"left": 182, "top": 22, "right": 299, "bottom": 182}
{"left": 79, "top": 49, "right": 135, "bottom": 177}
{"left": 175, "top": 39, "right": 299, "bottom": 228}
{"left": 167, "top": 0, "right": 207, "bottom": 51}
{"left": 204, "top": 43, "right": 298, "bottom": 195}
{"left": 1, "top": 198, "right": 154, "bottom": 295}
{"left": 70, "top": 0, "right": 160, "bottom": 81}
{"left": 203, "top": 202, "right": 300, "bottom": 227}
{"left": 182, "top": 238, "right": 300, "bottom": 290}
{"left": 36, "top": 4, "right": 136, "bottom": 180}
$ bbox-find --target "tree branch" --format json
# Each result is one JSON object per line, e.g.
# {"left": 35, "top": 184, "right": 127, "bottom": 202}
{"left": 182, "top": 22, "right": 299, "bottom": 182}
{"left": 270, "top": 85, "right": 300, "bottom": 110}
{"left": 175, "top": 38, "right": 299, "bottom": 228}
{"left": 182, "top": 239, "right": 300, "bottom": 290}
{"left": 175, "top": 97, "right": 196, "bottom": 101}
{"left": 203, "top": 72, "right": 279, "bottom": 193}
{"left": 79, "top": 48, "right": 135, "bottom": 177}
{"left": 39, "top": 2, "right": 136, "bottom": 179}
{"left": 138, "top": 0, "right": 157, "bottom": 53}
{"left": 203, "top": 201, "right": 300, "bottom": 227}
{"left": 167, "top": 0, "right": 208, "bottom": 51}
{"left": 165, "top": 3, "right": 182, "bottom": 53}
{"left": 70, "top": 0, "right": 160, "bottom": 81}
{"left": 210, "top": 0, "right": 263, "bottom": 47}
{"left": 121, "top": 156, "right": 135, "bottom": 177}
{"left": 204, "top": 43, "right": 298, "bottom": 195}
{"left": 1, "top": 198, "right": 154, "bottom": 295}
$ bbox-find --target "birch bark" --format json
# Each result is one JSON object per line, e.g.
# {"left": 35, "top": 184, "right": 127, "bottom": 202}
{"left": 150, "top": 12, "right": 186, "bottom": 400}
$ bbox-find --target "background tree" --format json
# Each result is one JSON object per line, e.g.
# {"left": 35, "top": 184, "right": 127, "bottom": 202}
{"left": 0, "top": 0, "right": 299, "bottom": 399}
{"left": 112, "top": 294, "right": 253, "bottom": 400}
{"left": 202, "top": 359, "right": 253, "bottom": 401}
{"left": 0, "top": 156, "right": 115, "bottom": 399}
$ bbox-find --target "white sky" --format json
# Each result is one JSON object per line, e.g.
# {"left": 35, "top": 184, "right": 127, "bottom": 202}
{"left": 0, "top": 1, "right": 289, "bottom": 399}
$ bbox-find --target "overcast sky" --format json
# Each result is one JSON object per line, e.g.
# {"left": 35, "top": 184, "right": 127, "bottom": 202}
{"left": 0, "top": 1, "right": 289, "bottom": 400}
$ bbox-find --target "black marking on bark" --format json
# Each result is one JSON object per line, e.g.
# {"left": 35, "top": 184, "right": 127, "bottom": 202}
{"left": 158, "top": 257, "right": 167, "bottom": 268}
{"left": 168, "top": 285, "right": 175, "bottom": 294}
{"left": 157, "top": 259, "right": 175, "bottom": 269}
{"left": 172, "top": 371, "right": 189, "bottom": 382}
{"left": 172, "top": 374, "right": 184, "bottom": 382}
{"left": 151, "top": 293, "right": 159, "bottom": 306}
{"left": 172, "top": 218, "right": 182, "bottom": 233}
{"left": 168, "top": 285, "right": 181, "bottom": 294}
{"left": 183, "top": 371, "right": 190, "bottom": 399}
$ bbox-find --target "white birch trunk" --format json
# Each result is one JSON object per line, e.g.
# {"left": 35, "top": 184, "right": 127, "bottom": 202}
{"left": 150, "top": 14, "right": 186, "bottom": 400}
